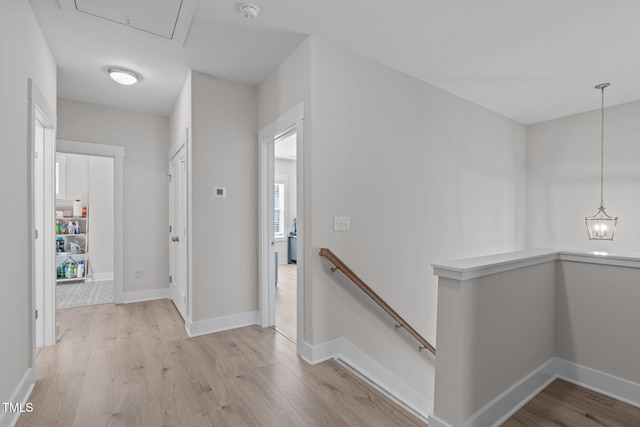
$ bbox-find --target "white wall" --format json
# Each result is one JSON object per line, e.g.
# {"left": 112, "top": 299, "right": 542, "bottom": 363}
{"left": 57, "top": 98, "right": 169, "bottom": 292}
{"left": 190, "top": 71, "right": 258, "bottom": 322}
{"left": 88, "top": 156, "right": 114, "bottom": 277}
{"left": 556, "top": 261, "right": 640, "bottom": 384}
{"left": 62, "top": 153, "right": 89, "bottom": 202}
{"left": 0, "top": 0, "right": 56, "bottom": 415}
{"left": 309, "top": 38, "right": 526, "bottom": 398}
{"left": 258, "top": 36, "right": 526, "bottom": 406}
{"left": 527, "top": 100, "right": 640, "bottom": 255}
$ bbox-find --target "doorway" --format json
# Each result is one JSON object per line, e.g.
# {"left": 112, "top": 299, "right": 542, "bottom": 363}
{"left": 259, "top": 104, "right": 305, "bottom": 350}
{"left": 274, "top": 132, "right": 297, "bottom": 341}
{"left": 54, "top": 153, "right": 115, "bottom": 309}
{"left": 29, "top": 80, "right": 56, "bottom": 353}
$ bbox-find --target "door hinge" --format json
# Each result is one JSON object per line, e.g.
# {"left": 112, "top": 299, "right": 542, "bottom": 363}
{"left": 34, "top": 229, "right": 38, "bottom": 239}
{"left": 35, "top": 309, "right": 38, "bottom": 319}
{"left": 169, "top": 225, "right": 172, "bottom": 233}
{"left": 169, "top": 276, "right": 172, "bottom": 283}
{"left": 168, "top": 174, "right": 172, "bottom": 182}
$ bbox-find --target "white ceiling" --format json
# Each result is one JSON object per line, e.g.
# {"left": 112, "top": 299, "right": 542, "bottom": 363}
{"left": 30, "top": 0, "right": 640, "bottom": 124}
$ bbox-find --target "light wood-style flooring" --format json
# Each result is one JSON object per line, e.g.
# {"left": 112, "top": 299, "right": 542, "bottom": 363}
{"left": 275, "top": 264, "right": 297, "bottom": 342}
{"left": 503, "top": 378, "right": 640, "bottom": 426}
{"left": 17, "top": 299, "right": 426, "bottom": 427}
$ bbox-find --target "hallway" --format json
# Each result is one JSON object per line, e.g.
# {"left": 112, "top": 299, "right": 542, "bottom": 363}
{"left": 18, "top": 299, "right": 425, "bottom": 427}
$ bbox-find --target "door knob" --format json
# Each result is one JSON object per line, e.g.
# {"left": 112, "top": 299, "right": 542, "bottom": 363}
{"left": 171, "top": 236, "right": 180, "bottom": 242}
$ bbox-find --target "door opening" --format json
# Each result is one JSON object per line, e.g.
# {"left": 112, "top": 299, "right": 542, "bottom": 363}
{"left": 29, "top": 80, "right": 56, "bottom": 355}
{"left": 274, "top": 131, "right": 297, "bottom": 342}
{"left": 259, "top": 104, "right": 305, "bottom": 351}
{"left": 54, "top": 153, "right": 115, "bottom": 309}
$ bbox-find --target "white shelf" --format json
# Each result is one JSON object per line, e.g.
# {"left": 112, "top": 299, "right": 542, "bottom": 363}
{"left": 56, "top": 277, "right": 86, "bottom": 283}
{"left": 56, "top": 233, "right": 87, "bottom": 237}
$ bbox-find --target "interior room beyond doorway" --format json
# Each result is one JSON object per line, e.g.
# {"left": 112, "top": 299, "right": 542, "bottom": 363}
{"left": 55, "top": 152, "right": 114, "bottom": 309}
{"left": 274, "top": 131, "right": 297, "bottom": 342}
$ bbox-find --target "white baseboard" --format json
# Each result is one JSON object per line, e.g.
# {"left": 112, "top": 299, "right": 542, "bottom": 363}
{"left": 298, "top": 338, "right": 342, "bottom": 365}
{"left": 186, "top": 311, "right": 258, "bottom": 337}
{"left": 121, "top": 288, "right": 169, "bottom": 304}
{"left": 299, "top": 337, "right": 431, "bottom": 422}
{"left": 337, "top": 339, "right": 432, "bottom": 422}
{"left": 430, "top": 357, "right": 640, "bottom": 427}
{"left": 86, "top": 272, "right": 114, "bottom": 282}
{"left": 556, "top": 358, "right": 640, "bottom": 409}
{"left": 468, "top": 358, "right": 557, "bottom": 427}
{"left": 0, "top": 368, "right": 35, "bottom": 427}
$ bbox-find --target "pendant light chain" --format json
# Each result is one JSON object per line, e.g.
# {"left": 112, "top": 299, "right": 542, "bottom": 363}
{"left": 600, "top": 85, "right": 605, "bottom": 208}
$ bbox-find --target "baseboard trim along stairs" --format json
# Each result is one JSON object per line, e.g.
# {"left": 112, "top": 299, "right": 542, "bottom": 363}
{"left": 299, "top": 337, "right": 433, "bottom": 423}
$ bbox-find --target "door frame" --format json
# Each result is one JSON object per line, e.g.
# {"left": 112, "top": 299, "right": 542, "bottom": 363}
{"left": 258, "top": 103, "right": 305, "bottom": 349}
{"left": 28, "top": 80, "right": 56, "bottom": 356}
{"left": 168, "top": 132, "right": 189, "bottom": 322}
{"left": 57, "top": 139, "right": 125, "bottom": 305}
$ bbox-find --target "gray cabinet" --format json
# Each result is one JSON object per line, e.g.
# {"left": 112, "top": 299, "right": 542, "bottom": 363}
{"left": 288, "top": 235, "right": 297, "bottom": 264}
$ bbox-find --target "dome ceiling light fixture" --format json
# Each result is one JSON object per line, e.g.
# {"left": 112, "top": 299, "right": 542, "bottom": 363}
{"left": 585, "top": 82, "right": 618, "bottom": 240}
{"left": 108, "top": 67, "right": 140, "bottom": 86}
{"left": 240, "top": 3, "right": 260, "bottom": 20}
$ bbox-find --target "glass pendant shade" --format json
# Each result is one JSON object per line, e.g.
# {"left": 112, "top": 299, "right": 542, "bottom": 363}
{"left": 586, "top": 205, "right": 617, "bottom": 240}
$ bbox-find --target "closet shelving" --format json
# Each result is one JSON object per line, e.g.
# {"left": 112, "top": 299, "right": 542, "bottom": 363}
{"left": 55, "top": 212, "right": 89, "bottom": 283}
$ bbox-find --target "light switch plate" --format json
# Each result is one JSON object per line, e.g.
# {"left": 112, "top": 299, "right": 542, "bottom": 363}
{"left": 333, "top": 216, "right": 350, "bottom": 231}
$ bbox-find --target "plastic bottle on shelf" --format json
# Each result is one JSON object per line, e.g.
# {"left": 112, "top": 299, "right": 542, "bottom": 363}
{"left": 56, "top": 221, "right": 61, "bottom": 235}
{"left": 75, "top": 221, "right": 81, "bottom": 234}
{"left": 82, "top": 205, "right": 87, "bottom": 217}
{"left": 65, "top": 262, "right": 74, "bottom": 278}
{"left": 67, "top": 221, "right": 75, "bottom": 234}
{"left": 57, "top": 263, "right": 65, "bottom": 278}
{"left": 56, "top": 237, "right": 64, "bottom": 252}
{"left": 77, "top": 261, "right": 84, "bottom": 278}
{"left": 61, "top": 223, "right": 67, "bottom": 234}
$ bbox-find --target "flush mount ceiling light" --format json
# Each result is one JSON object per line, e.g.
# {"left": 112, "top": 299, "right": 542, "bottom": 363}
{"left": 240, "top": 3, "right": 260, "bottom": 19}
{"left": 108, "top": 67, "right": 140, "bottom": 86}
{"left": 585, "top": 82, "right": 618, "bottom": 240}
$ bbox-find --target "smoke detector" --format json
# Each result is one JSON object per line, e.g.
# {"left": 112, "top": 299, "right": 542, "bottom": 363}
{"left": 240, "top": 3, "right": 260, "bottom": 19}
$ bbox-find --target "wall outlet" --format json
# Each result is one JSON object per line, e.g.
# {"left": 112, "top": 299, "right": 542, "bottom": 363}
{"left": 135, "top": 268, "right": 142, "bottom": 278}
{"left": 212, "top": 186, "right": 226, "bottom": 198}
{"left": 333, "top": 216, "right": 350, "bottom": 231}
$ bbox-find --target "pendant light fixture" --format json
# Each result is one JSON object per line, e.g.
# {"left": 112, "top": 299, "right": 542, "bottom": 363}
{"left": 585, "top": 82, "right": 617, "bottom": 240}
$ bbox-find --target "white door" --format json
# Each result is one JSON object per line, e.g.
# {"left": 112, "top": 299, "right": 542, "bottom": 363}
{"left": 169, "top": 145, "right": 188, "bottom": 320}
{"left": 34, "top": 119, "right": 44, "bottom": 350}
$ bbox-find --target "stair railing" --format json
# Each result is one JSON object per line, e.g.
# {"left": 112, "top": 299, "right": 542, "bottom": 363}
{"left": 319, "top": 248, "right": 436, "bottom": 356}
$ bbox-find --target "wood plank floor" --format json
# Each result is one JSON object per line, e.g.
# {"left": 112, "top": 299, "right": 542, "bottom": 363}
{"left": 275, "top": 264, "right": 297, "bottom": 342}
{"left": 503, "top": 378, "right": 640, "bottom": 426}
{"left": 18, "top": 299, "right": 426, "bottom": 427}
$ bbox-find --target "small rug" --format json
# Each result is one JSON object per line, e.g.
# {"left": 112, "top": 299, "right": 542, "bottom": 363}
{"left": 56, "top": 280, "right": 114, "bottom": 310}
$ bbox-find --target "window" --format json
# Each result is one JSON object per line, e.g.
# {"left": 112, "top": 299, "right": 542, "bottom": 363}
{"left": 274, "top": 175, "right": 287, "bottom": 239}
{"left": 55, "top": 154, "right": 66, "bottom": 199}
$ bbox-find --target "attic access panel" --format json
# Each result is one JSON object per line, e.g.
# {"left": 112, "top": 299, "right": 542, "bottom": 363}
{"left": 59, "top": 0, "right": 197, "bottom": 43}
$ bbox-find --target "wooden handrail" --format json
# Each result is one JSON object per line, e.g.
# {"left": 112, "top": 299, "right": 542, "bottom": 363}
{"left": 319, "top": 248, "right": 436, "bottom": 356}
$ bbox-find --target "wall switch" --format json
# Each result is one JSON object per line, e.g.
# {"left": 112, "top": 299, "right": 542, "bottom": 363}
{"left": 212, "top": 186, "right": 226, "bottom": 198}
{"left": 333, "top": 216, "right": 350, "bottom": 231}
{"left": 135, "top": 268, "right": 142, "bottom": 278}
